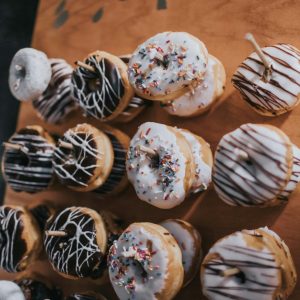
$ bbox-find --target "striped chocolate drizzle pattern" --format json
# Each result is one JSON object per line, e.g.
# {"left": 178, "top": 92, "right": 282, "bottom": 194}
{"left": 232, "top": 44, "right": 300, "bottom": 114}
{"left": 213, "top": 124, "right": 291, "bottom": 206}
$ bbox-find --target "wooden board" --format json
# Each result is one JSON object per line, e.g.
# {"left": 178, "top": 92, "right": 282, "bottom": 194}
{"left": 1, "top": 0, "right": 300, "bottom": 299}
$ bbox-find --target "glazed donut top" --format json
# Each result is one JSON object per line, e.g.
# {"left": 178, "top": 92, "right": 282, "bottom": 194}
{"left": 53, "top": 124, "right": 113, "bottom": 189}
{"left": 0, "top": 281, "right": 25, "bottom": 300}
{"left": 128, "top": 32, "right": 208, "bottom": 99}
{"left": 2, "top": 126, "right": 55, "bottom": 193}
{"left": 213, "top": 123, "right": 293, "bottom": 206}
{"left": 108, "top": 223, "right": 170, "bottom": 299}
{"left": 0, "top": 206, "right": 27, "bottom": 272}
{"left": 126, "top": 122, "right": 188, "bottom": 209}
{"left": 232, "top": 44, "right": 300, "bottom": 115}
{"left": 72, "top": 52, "right": 126, "bottom": 120}
{"left": 44, "top": 207, "right": 105, "bottom": 278}
{"left": 201, "top": 228, "right": 284, "bottom": 300}
{"left": 32, "top": 58, "right": 76, "bottom": 124}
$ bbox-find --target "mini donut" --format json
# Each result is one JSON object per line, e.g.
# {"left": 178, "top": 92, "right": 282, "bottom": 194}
{"left": 0, "top": 281, "right": 25, "bottom": 300}
{"left": 66, "top": 292, "right": 107, "bottom": 300}
{"left": 232, "top": 43, "right": 300, "bottom": 116}
{"left": 201, "top": 227, "right": 297, "bottom": 300}
{"left": 53, "top": 123, "right": 114, "bottom": 192}
{"left": 178, "top": 129, "right": 213, "bottom": 193}
{"left": 9, "top": 48, "right": 51, "bottom": 102}
{"left": 108, "top": 222, "right": 184, "bottom": 300}
{"left": 44, "top": 207, "right": 122, "bottom": 280}
{"left": 126, "top": 122, "right": 195, "bottom": 209}
{"left": 72, "top": 51, "right": 134, "bottom": 121}
{"left": 213, "top": 123, "right": 296, "bottom": 207}
{"left": 162, "top": 55, "right": 226, "bottom": 117}
{"left": 128, "top": 31, "right": 208, "bottom": 101}
{"left": 1, "top": 125, "right": 56, "bottom": 193}
{"left": 0, "top": 205, "right": 42, "bottom": 273}
{"left": 160, "top": 219, "right": 202, "bottom": 287}
{"left": 32, "top": 58, "right": 77, "bottom": 124}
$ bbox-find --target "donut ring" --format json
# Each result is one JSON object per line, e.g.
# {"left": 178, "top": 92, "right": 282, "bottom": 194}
{"left": 128, "top": 31, "right": 208, "bottom": 101}
{"left": 9, "top": 48, "right": 51, "bottom": 102}
{"left": 160, "top": 219, "right": 202, "bottom": 287}
{"left": 162, "top": 55, "right": 226, "bottom": 117}
{"left": 108, "top": 222, "right": 184, "bottom": 300}
{"left": 213, "top": 123, "right": 294, "bottom": 207}
{"left": 72, "top": 51, "right": 134, "bottom": 121}
{"left": 126, "top": 122, "right": 195, "bottom": 209}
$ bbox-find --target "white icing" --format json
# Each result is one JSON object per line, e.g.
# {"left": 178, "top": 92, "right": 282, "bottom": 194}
{"left": 213, "top": 123, "right": 292, "bottom": 206}
{"left": 9, "top": 48, "right": 51, "bottom": 102}
{"left": 232, "top": 44, "right": 300, "bottom": 115}
{"left": 202, "top": 228, "right": 281, "bottom": 300}
{"left": 108, "top": 224, "right": 169, "bottom": 299}
{"left": 0, "top": 281, "right": 25, "bottom": 300}
{"left": 128, "top": 32, "right": 208, "bottom": 98}
{"left": 179, "top": 129, "right": 211, "bottom": 192}
{"left": 163, "top": 55, "right": 225, "bottom": 116}
{"left": 126, "top": 122, "right": 187, "bottom": 209}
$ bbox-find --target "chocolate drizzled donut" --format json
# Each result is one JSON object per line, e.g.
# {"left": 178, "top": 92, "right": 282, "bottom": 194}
{"left": 2, "top": 126, "right": 55, "bottom": 193}
{"left": 44, "top": 207, "right": 106, "bottom": 279}
{"left": 72, "top": 53, "right": 126, "bottom": 120}
{"left": 32, "top": 58, "right": 77, "bottom": 124}
{"left": 0, "top": 207, "right": 27, "bottom": 272}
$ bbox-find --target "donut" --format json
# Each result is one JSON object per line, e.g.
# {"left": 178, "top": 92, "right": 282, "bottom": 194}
{"left": 72, "top": 51, "right": 134, "bottom": 121}
{"left": 232, "top": 43, "right": 300, "bottom": 116}
{"left": 1, "top": 125, "right": 55, "bottom": 193}
{"left": 201, "top": 227, "right": 297, "bottom": 300}
{"left": 128, "top": 31, "right": 208, "bottom": 101}
{"left": 179, "top": 129, "right": 213, "bottom": 193}
{"left": 162, "top": 55, "right": 226, "bottom": 117}
{"left": 108, "top": 222, "right": 184, "bottom": 299}
{"left": 212, "top": 123, "right": 298, "bottom": 207}
{"left": 9, "top": 48, "right": 51, "bottom": 102}
{"left": 15, "top": 273, "right": 62, "bottom": 300}
{"left": 0, "top": 205, "right": 42, "bottom": 273}
{"left": 66, "top": 292, "right": 107, "bottom": 300}
{"left": 160, "top": 219, "right": 202, "bottom": 287}
{"left": 93, "top": 125, "right": 129, "bottom": 196}
{"left": 0, "top": 281, "right": 25, "bottom": 300}
{"left": 126, "top": 122, "right": 195, "bottom": 209}
{"left": 32, "top": 58, "right": 77, "bottom": 124}
{"left": 44, "top": 207, "right": 122, "bottom": 280}
{"left": 53, "top": 123, "right": 114, "bottom": 192}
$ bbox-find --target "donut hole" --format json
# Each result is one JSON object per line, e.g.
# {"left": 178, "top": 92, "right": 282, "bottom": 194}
{"left": 15, "top": 65, "right": 26, "bottom": 79}
{"left": 87, "top": 78, "right": 101, "bottom": 92}
{"left": 131, "top": 259, "right": 149, "bottom": 280}
{"left": 233, "top": 270, "right": 246, "bottom": 284}
{"left": 149, "top": 153, "right": 160, "bottom": 169}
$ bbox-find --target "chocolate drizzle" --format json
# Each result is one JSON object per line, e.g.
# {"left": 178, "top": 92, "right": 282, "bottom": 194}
{"left": 2, "top": 127, "right": 55, "bottom": 193}
{"left": 72, "top": 55, "right": 125, "bottom": 120}
{"left": 44, "top": 207, "right": 105, "bottom": 278}
{"left": 32, "top": 58, "right": 77, "bottom": 124}
{"left": 0, "top": 207, "right": 27, "bottom": 272}
{"left": 232, "top": 44, "right": 300, "bottom": 115}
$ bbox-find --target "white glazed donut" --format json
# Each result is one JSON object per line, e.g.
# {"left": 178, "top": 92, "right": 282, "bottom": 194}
{"left": 213, "top": 123, "right": 295, "bottom": 207}
{"left": 163, "top": 55, "right": 226, "bottom": 117}
{"left": 108, "top": 222, "right": 184, "bottom": 300}
{"left": 128, "top": 32, "right": 208, "bottom": 101}
{"left": 0, "top": 281, "right": 25, "bottom": 300}
{"left": 201, "top": 227, "right": 297, "bottom": 300}
{"left": 9, "top": 48, "right": 51, "bottom": 102}
{"left": 232, "top": 43, "right": 300, "bottom": 116}
{"left": 160, "top": 219, "right": 202, "bottom": 287}
{"left": 179, "top": 129, "right": 212, "bottom": 193}
{"left": 126, "top": 122, "right": 194, "bottom": 209}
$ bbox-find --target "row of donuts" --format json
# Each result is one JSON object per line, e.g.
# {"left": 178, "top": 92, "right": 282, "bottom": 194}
{"left": 8, "top": 32, "right": 300, "bottom": 125}
{"left": 0, "top": 204, "right": 296, "bottom": 299}
{"left": 2, "top": 121, "right": 300, "bottom": 209}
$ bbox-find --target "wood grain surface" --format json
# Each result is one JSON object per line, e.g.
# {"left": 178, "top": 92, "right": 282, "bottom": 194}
{"left": 1, "top": 0, "right": 300, "bottom": 299}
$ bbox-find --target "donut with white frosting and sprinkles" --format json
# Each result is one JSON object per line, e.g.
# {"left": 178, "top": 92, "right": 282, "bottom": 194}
{"left": 212, "top": 123, "right": 300, "bottom": 207}
{"left": 128, "top": 32, "right": 208, "bottom": 101}
{"left": 108, "top": 222, "right": 184, "bottom": 300}
{"left": 232, "top": 43, "right": 300, "bottom": 116}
